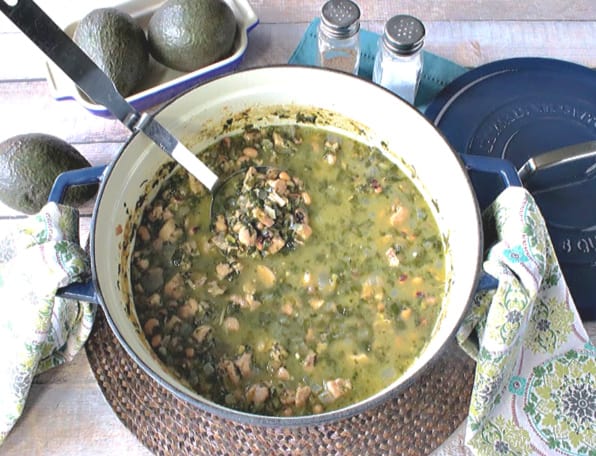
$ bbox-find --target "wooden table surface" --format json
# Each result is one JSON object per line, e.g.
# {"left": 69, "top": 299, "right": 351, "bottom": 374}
{"left": 0, "top": 0, "right": 594, "bottom": 454}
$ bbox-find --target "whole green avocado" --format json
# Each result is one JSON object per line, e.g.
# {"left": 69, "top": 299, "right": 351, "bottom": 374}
{"left": 74, "top": 8, "right": 149, "bottom": 97}
{"left": 0, "top": 133, "right": 98, "bottom": 214}
{"left": 148, "top": 0, "right": 237, "bottom": 72}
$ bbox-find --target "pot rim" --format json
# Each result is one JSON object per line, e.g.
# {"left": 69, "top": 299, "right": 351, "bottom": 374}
{"left": 89, "top": 65, "right": 483, "bottom": 427}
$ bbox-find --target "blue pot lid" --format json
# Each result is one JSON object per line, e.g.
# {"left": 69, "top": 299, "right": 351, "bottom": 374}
{"left": 425, "top": 57, "right": 596, "bottom": 320}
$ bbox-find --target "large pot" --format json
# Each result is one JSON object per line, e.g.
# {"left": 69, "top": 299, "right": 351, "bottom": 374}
{"left": 53, "top": 67, "right": 511, "bottom": 427}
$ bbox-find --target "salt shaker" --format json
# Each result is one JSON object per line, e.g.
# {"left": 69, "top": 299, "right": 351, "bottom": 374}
{"left": 372, "top": 15, "right": 425, "bottom": 104}
{"left": 316, "top": 0, "right": 361, "bottom": 75}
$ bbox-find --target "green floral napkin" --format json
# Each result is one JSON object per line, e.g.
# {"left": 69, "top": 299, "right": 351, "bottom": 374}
{"left": 457, "top": 186, "right": 595, "bottom": 456}
{"left": 0, "top": 202, "right": 95, "bottom": 444}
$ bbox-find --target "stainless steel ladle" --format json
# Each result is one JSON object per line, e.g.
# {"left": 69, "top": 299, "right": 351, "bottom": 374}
{"left": 0, "top": 0, "right": 220, "bottom": 191}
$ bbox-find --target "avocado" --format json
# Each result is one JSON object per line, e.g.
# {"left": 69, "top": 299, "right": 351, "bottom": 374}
{"left": 0, "top": 133, "right": 98, "bottom": 214}
{"left": 148, "top": 0, "right": 237, "bottom": 72}
{"left": 74, "top": 8, "right": 149, "bottom": 97}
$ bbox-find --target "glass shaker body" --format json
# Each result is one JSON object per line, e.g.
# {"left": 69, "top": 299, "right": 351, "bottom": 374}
{"left": 315, "top": 0, "right": 361, "bottom": 75}
{"left": 372, "top": 15, "right": 425, "bottom": 104}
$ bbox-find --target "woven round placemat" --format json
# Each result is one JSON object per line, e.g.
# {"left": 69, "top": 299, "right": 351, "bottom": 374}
{"left": 86, "top": 309, "right": 475, "bottom": 456}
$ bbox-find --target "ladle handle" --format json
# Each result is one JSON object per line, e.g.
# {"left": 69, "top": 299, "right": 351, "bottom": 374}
{"left": 0, "top": 0, "right": 219, "bottom": 191}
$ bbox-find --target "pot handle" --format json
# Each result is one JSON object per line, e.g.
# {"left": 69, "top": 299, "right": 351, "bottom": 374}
{"left": 49, "top": 165, "right": 107, "bottom": 305}
{"left": 459, "top": 154, "right": 522, "bottom": 210}
{"left": 460, "top": 154, "right": 522, "bottom": 188}
{"left": 48, "top": 165, "right": 106, "bottom": 203}
{"left": 476, "top": 272, "right": 499, "bottom": 292}
{"left": 459, "top": 155, "right": 517, "bottom": 294}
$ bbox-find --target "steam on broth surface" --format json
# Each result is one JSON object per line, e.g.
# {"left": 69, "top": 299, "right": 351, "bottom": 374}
{"left": 131, "top": 124, "right": 446, "bottom": 416}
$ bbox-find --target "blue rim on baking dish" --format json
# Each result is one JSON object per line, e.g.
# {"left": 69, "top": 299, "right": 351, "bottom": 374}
{"left": 425, "top": 57, "right": 596, "bottom": 321}
{"left": 44, "top": 0, "right": 259, "bottom": 117}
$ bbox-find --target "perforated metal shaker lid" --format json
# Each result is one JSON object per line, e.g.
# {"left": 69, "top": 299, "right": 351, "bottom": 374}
{"left": 383, "top": 15, "right": 425, "bottom": 54}
{"left": 320, "top": 0, "right": 361, "bottom": 39}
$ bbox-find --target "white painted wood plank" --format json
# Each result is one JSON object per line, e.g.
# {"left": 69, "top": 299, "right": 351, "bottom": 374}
{"left": 250, "top": 0, "right": 596, "bottom": 22}
{"left": 0, "top": 0, "right": 594, "bottom": 33}
{"left": 1, "top": 354, "right": 152, "bottom": 456}
{"left": 0, "top": 82, "right": 129, "bottom": 143}
{"left": 1, "top": 21, "right": 594, "bottom": 81}
{"left": 423, "top": 21, "right": 596, "bottom": 68}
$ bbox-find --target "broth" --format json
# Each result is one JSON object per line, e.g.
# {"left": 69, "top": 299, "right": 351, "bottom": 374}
{"left": 131, "top": 124, "right": 446, "bottom": 416}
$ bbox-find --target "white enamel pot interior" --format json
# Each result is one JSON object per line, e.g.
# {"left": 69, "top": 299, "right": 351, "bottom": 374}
{"left": 90, "top": 66, "right": 482, "bottom": 426}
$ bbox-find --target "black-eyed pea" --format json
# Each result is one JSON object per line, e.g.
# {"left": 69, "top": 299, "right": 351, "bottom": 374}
{"left": 412, "top": 276, "right": 423, "bottom": 286}
{"left": 295, "top": 385, "right": 311, "bottom": 408}
{"left": 164, "top": 273, "right": 184, "bottom": 299}
{"left": 178, "top": 302, "right": 195, "bottom": 320}
{"left": 246, "top": 383, "right": 269, "bottom": 405}
{"left": 188, "top": 175, "right": 203, "bottom": 194}
{"left": 151, "top": 334, "right": 162, "bottom": 348}
{"left": 301, "top": 191, "right": 312, "bottom": 205}
{"left": 325, "top": 153, "right": 337, "bottom": 165}
{"left": 143, "top": 318, "right": 160, "bottom": 336}
{"left": 268, "top": 236, "right": 286, "bottom": 255}
{"left": 243, "top": 146, "right": 258, "bottom": 158}
{"left": 272, "top": 131, "right": 285, "bottom": 148}
{"left": 390, "top": 205, "right": 409, "bottom": 226}
{"left": 223, "top": 316, "right": 240, "bottom": 331}
{"left": 159, "top": 218, "right": 177, "bottom": 242}
{"left": 281, "top": 301, "right": 293, "bottom": 316}
{"left": 425, "top": 295, "right": 438, "bottom": 306}
{"left": 234, "top": 352, "right": 252, "bottom": 377}
{"left": 137, "top": 225, "right": 151, "bottom": 242}
{"left": 325, "top": 378, "right": 352, "bottom": 399}
{"left": 192, "top": 325, "right": 212, "bottom": 344}
{"left": 214, "top": 214, "right": 227, "bottom": 233}
{"left": 276, "top": 366, "right": 290, "bottom": 381}
{"left": 238, "top": 226, "right": 256, "bottom": 247}
{"left": 148, "top": 293, "right": 161, "bottom": 307}
{"left": 256, "top": 265, "right": 276, "bottom": 288}
{"left": 296, "top": 223, "right": 312, "bottom": 241}
{"left": 216, "top": 262, "right": 233, "bottom": 280}
{"left": 400, "top": 307, "right": 412, "bottom": 321}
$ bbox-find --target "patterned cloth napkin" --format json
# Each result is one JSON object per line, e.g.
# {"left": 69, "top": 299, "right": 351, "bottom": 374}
{"left": 0, "top": 202, "right": 95, "bottom": 444}
{"left": 290, "top": 21, "right": 595, "bottom": 455}
{"left": 457, "top": 186, "right": 595, "bottom": 456}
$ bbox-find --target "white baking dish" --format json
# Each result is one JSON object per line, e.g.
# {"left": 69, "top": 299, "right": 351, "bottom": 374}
{"left": 44, "top": 0, "right": 259, "bottom": 117}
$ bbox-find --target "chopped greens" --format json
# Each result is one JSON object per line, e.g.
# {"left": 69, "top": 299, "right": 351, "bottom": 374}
{"left": 211, "top": 166, "right": 312, "bottom": 258}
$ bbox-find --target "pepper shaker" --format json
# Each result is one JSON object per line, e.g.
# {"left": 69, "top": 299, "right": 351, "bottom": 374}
{"left": 315, "top": 0, "right": 361, "bottom": 75}
{"left": 372, "top": 15, "right": 425, "bottom": 104}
